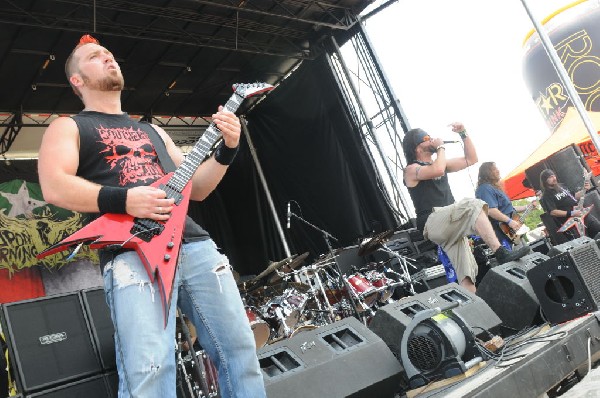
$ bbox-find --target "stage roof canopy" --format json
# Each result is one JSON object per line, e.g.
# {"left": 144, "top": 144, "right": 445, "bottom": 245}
{"left": 0, "top": 0, "right": 373, "bottom": 118}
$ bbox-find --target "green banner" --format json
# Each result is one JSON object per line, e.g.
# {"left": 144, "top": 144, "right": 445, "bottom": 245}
{"left": 0, "top": 179, "right": 97, "bottom": 274}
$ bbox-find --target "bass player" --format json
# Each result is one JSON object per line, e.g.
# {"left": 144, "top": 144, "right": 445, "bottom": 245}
{"left": 475, "top": 162, "right": 537, "bottom": 247}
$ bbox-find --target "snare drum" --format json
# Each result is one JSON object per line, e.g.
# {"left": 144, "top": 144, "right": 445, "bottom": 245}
{"left": 245, "top": 307, "right": 270, "bottom": 349}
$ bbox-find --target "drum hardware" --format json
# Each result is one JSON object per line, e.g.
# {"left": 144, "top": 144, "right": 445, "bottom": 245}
{"left": 264, "top": 252, "right": 309, "bottom": 284}
{"left": 177, "top": 310, "right": 208, "bottom": 395}
{"left": 175, "top": 309, "right": 219, "bottom": 398}
{"left": 176, "top": 340, "right": 198, "bottom": 398}
{"left": 372, "top": 244, "right": 418, "bottom": 295}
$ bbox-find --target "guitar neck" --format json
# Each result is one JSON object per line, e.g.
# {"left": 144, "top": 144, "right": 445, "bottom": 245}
{"left": 165, "top": 93, "right": 243, "bottom": 193}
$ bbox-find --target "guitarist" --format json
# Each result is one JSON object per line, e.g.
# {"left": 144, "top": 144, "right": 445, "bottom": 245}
{"left": 475, "top": 162, "right": 534, "bottom": 247}
{"left": 37, "top": 35, "right": 266, "bottom": 398}
{"left": 540, "top": 168, "right": 600, "bottom": 239}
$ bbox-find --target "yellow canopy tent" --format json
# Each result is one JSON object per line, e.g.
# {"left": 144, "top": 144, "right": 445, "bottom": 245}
{"left": 502, "top": 107, "right": 600, "bottom": 199}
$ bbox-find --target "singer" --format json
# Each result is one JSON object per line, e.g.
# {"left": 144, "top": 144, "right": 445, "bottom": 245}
{"left": 402, "top": 122, "right": 530, "bottom": 293}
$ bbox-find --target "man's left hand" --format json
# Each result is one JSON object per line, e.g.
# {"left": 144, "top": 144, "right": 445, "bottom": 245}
{"left": 213, "top": 105, "right": 241, "bottom": 148}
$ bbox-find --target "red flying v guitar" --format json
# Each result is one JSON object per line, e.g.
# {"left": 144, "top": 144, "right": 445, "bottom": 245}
{"left": 36, "top": 83, "right": 274, "bottom": 324}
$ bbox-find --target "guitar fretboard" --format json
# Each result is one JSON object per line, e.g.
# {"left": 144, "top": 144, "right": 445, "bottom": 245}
{"left": 165, "top": 93, "right": 243, "bottom": 193}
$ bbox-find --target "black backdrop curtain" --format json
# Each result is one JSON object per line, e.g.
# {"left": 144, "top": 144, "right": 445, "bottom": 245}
{"left": 191, "top": 55, "right": 398, "bottom": 277}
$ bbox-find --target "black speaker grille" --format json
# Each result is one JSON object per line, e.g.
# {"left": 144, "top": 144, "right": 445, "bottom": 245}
{"left": 407, "top": 333, "right": 442, "bottom": 372}
{"left": 2, "top": 293, "right": 101, "bottom": 393}
{"left": 570, "top": 242, "right": 600, "bottom": 305}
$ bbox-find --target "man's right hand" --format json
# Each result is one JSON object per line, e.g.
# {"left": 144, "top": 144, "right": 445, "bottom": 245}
{"left": 125, "top": 186, "right": 175, "bottom": 220}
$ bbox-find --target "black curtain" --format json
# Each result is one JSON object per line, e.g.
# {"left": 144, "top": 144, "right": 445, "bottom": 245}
{"left": 191, "top": 55, "right": 397, "bottom": 277}
{"left": 12, "top": 55, "right": 398, "bottom": 278}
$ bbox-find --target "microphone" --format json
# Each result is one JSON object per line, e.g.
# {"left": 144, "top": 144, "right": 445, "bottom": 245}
{"left": 443, "top": 140, "right": 460, "bottom": 144}
{"left": 286, "top": 201, "right": 291, "bottom": 229}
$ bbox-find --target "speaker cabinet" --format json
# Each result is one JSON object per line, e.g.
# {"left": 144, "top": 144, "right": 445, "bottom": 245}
{"left": 527, "top": 240, "right": 600, "bottom": 324}
{"left": 1, "top": 293, "right": 102, "bottom": 393}
{"left": 529, "top": 237, "right": 552, "bottom": 255}
{"left": 540, "top": 212, "right": 571, "bottom": 245}
{"left": 257, "top": 317, "right": 403, "bottom": 398}
{"left": 329, "top": 245, "right": 367, "bottom": 275}
{"left": 369, "top": 285, "right": 501, "bottom": 360}
{"left": 81, "top": 288, "right": 115, "bottom": 371}
{"left": 552, "top": 236, "right": 594, "bottom": 254}
{"left": 526, "top": 144, "right": 592, "bottom": 194}
{"left": 26, "top": 374, "right": 114, "bottom": 398}
{"left": 477, "top": 252, "right": 548, "bottom": 333}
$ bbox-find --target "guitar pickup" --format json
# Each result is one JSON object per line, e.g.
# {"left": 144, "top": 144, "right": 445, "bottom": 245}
{"left": 160, "top": 183, "right": 184, "bottom": 205}
{"left": 131, "top": 218, "right": 165, "bottom": 242}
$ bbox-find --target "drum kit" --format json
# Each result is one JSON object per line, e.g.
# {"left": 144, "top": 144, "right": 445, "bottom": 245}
{"left": 172, "top": 230, "right": 423, "bottom": 397}
{"left": 237, "top": 230, "right": 418, "bottom": 349}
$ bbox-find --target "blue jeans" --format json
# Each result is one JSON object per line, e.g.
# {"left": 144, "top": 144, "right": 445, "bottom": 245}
{"left": 103, "top": 239, "right": 266, "bottom": 398}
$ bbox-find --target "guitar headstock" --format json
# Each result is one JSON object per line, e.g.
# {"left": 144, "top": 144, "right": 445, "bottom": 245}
{"left": 232, "top": 82, "right": 275, "bottom": 99}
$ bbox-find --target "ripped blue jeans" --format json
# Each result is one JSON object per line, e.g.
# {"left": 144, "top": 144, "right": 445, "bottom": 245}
{"left": 103, "top": 239, "right": 266, "bottom": 398}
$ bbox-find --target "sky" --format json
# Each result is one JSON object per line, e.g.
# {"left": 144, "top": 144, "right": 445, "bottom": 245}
{"left": 358, "top": 0, "right": 574, "bottom": 201}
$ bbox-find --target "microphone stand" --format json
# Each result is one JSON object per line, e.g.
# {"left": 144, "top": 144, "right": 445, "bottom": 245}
{"left": 289, "top": 212, "right": 363, "bottom": 321}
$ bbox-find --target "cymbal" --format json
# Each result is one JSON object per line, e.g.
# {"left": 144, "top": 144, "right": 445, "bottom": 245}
{"left": 268, "top": 252, "right": 309, "bottom": 283}
{"left": 357, "top": 230, "right": 393, "bottom": 256}
{"left": 253, "top": 252, "right": 309, "bottom": 283}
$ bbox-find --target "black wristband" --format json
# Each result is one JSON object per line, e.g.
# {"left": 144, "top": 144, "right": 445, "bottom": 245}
{"left": 214, "top": 141, "right": 239, "bottom": 165}
{"left": 458, "top": 130, "right": 468, "bottom": 140}
{"left": 566, "top": 210, "right": 571, "bottom": 217}
{"left": 98, "top": 186, "right": 128, "bottom": 214}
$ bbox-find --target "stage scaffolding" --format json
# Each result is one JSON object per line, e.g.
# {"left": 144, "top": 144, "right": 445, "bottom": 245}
{"left": 325, "top": 13, "right": 415, "bottom": 226}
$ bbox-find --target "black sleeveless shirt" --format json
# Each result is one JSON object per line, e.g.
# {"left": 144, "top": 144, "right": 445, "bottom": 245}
{"left": 407, "top": 164, "right": 455, "bottom": 231}
{"left": 72, "top": 111, "right": 209, "bottom": 241}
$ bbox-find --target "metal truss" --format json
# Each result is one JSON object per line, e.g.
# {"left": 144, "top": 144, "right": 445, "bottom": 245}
{"left": 325, "top": 17, "right": 413, "bottom": 225}
{"left": 0, "top": 0, "right": 363, "bottom": 59}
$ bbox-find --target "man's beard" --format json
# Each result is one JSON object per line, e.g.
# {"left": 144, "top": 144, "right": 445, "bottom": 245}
{"left": 426, "top": 144, "right": 437, "bottom": 154}
{"left": 82, "top": 71, "right": 124, "bottom": 92}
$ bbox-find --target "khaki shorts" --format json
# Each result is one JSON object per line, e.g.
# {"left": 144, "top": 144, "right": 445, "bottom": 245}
{"left": 423, "top": 198, "right": 488, "bottom": 283}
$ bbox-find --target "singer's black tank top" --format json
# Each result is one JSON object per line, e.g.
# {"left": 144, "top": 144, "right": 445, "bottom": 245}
{"left": 406, "top": 164, "right": 455, "bottom": 231}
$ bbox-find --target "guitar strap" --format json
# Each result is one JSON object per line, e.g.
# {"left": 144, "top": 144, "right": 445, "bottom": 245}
{"left": 144, "top": 122, "right": 177, "bottom": 173}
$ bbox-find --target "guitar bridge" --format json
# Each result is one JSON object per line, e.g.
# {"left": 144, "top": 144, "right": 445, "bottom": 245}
{"left": 131, "top": 218, "right": 165, "bottom": 242}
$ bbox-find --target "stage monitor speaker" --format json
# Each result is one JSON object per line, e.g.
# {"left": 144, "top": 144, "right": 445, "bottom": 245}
{"left": 0, "top": 293, "right": 101, "bottom": 393}
{"left": 257, "top": 316, "right": 403, "bottom": 398}
{"left": 81, "top": 288, "right": 116, "bottom": 371}
{"left": 369, "top": 285, "right": 501, "bottom": 359}
{"left": 25, "top": 374, "right": 113, "bottom": 398}
{"left": 476, "top": 252, "right": 548, "bottom": 333}
{"left": 529, "top": 237, "right": 552, "bottom": 255}
{"left": 551, "top": 236, "right": 594, "bottom": 254}
{"left": 527, "top": 240, "right": 600, "bottom": 324}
